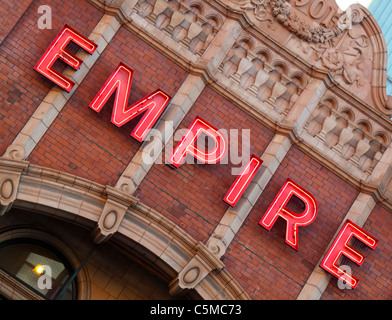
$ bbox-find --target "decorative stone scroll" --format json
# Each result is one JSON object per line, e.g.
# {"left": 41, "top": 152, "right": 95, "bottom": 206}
{"left": 3, "top": 145, "right": 26, "bottom": 161}
{"left": 241, "top": 0, "right": 365, "bottom": 44}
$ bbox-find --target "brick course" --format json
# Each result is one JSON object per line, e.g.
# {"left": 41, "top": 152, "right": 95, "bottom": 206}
{"left": 0, "top": 0, "right": 33, "bottom": 46}
{"left": 29, "top": 26, "right": 187, "bottom": 185}
{"left": 222, "top": 146, "right": 359, "bottom": 299}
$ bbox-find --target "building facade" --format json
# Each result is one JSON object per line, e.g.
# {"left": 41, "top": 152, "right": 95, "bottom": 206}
{"left": 1, "top": 0, "right": 392, "bottom": 300}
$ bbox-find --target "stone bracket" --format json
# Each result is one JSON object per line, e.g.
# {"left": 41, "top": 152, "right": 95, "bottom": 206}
{"left": 0, "top": 158, "right": 29, "bottom": 216}
{"left": 92, "top": 185, "right": 138, "bottom": 244}
{"left": 169, "top": 243, "right": 224, "bottom": 296}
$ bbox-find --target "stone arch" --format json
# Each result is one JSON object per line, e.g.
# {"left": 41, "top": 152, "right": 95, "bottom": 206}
{"left": 356, "top": 119, "right": 372, "bottom": 134}
{"left": 288, "top": 71, "right": 308, "bottom": 90}
{"left": 0, "top": 159, "right": 249, "bottom": 300}
{"left": 320, "top": 95, "right": 338, "bottom": 110}
{"left": 374, "top": 131, "right": 390, "bottom": 146}
{"left": 339, "top": 107, "right": 355, "bottom": 122}
{"left": 235, "top": 35, "right": 255, "bottom": 51}
{"left": 272, "top": 60, "right": 289, "bottom": 76}
{"left": 205, "top": 13, "right": 223, "bottom": 29}
{"left": 188, "top": 1, "right": 205, "bottom": 16}
{"left": 254, "top": 47, "right": 272, "bottom": 64}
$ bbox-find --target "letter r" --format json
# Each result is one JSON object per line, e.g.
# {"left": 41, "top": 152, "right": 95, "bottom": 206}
{"left": 259, "top": 179, "right": 318, "bottom": 250}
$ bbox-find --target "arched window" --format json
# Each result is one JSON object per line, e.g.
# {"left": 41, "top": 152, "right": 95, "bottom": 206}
{"left": 0, "top": 238, "right": 77, "bottom": 300}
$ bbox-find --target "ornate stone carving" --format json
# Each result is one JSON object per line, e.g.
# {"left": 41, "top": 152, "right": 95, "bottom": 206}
{"left": 3, "top": 145, "right": 26, "bottom": 161}
{"left": 243, "top": 1, "right": 365, "bottom": 44}
{"left": 93, "top": 186, "right": 138, "bottom": 244}
{"left": 207, "top": 238, "right": 226, "bottom": 258}
{"left": 135, "top": 0, "right": 222, "bottom": 56}
{"left": 169, "top": 243, "right": 224, "bottom": 296}
{"left": 313, "top": 29, "right": 370, "bottom": 86}
{"left": 305, "top": 93, "right": 390, "bottom": 177}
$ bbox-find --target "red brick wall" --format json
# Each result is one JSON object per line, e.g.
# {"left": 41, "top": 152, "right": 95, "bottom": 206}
{"left": 29, "top": 26, "right": 187, "bottom": 185}
{"left": 222, "top": 146, "right": 359, "bottom": 299}
{"left": 0, "top": 0, "right": 103, "bottom": 156}
{"left": 136, "top": 86, "right": 274, "bottom": 243}
{"left": 0, "top": 0, "right": 33, "bottom": 46}
{"left": 322, "top": 204, "right": 392, "bottom": 300}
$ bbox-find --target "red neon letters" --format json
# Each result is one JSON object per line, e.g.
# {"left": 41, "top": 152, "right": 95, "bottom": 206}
{"left": 169, "top": 117, "right": 227, "bottom": 168}
{"left": 89, "top": 63, "right": 171, "bottom": 142}
{"left": 259, "top": 179, "right": 318, "bottom": 251}
{"left": 34, "top": 26, "right": 380, "bottom": 291}
{"left": 34, "top": 25, "right": 97, "bottom": 92}
{"left": 320, "top": 220, "right": 378, "bottom": 289}
{"left": 224, "top": 155, "right": 263, "bottom": 206}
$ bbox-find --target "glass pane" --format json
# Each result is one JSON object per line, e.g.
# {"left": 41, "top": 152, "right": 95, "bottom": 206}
{"left": 0, "top": 240, "right": 75, "bottom": 300}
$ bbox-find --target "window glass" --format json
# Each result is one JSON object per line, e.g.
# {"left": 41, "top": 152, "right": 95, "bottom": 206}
{"left": 0, "top": 238, "right": 77, "bottom": 300}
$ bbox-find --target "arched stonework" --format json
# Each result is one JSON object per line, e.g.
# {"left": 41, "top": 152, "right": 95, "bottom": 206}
{"left": 0, "top": 158, "right": 249, "bottom": 300}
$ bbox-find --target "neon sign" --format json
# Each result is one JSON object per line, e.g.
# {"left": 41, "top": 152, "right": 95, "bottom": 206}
{"left": 169, "top": 116, "right": 227, "bottom": 168}
{"left": 320, "top": 220, "right": 378, "bottom": 289}
{"left": 89, "top": 63, "right": 171, "bottom": 142}
{"left": 33, "top": 25, "right": 380, "bottom": 290}
{"left": 34, "top": 25, "right": 97, "bottom": 92}
{"left": 259, "top": 179, "right": 318, "bottom": 251}
{"left": 224, "top": 155, "right": 262, "bottom": 207}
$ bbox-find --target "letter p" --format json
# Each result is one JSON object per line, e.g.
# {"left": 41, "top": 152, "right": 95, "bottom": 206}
{"left": 169, "top": 117, "right": 227, "bottom": 168}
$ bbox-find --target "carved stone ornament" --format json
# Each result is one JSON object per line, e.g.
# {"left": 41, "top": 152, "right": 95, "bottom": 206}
{"left": 3, "top": 145, "right": 26, "bottom": 161}
{"left": 92, "top": 186, "right": 138, "bottom": 244}
{"left": 242, "top": 0, "right": 365, "bottom": 44}
{"left": 207, "top": 238, "right": 227, "bottom": 259}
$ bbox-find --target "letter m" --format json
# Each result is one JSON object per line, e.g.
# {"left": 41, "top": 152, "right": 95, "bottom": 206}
{"left": 89, "top": 63, "right": 171, "bottom": 142}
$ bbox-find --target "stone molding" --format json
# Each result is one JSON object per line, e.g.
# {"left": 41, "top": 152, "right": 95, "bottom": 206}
{"left": 0, "top": 268, "right": 45, "bottom": 300}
